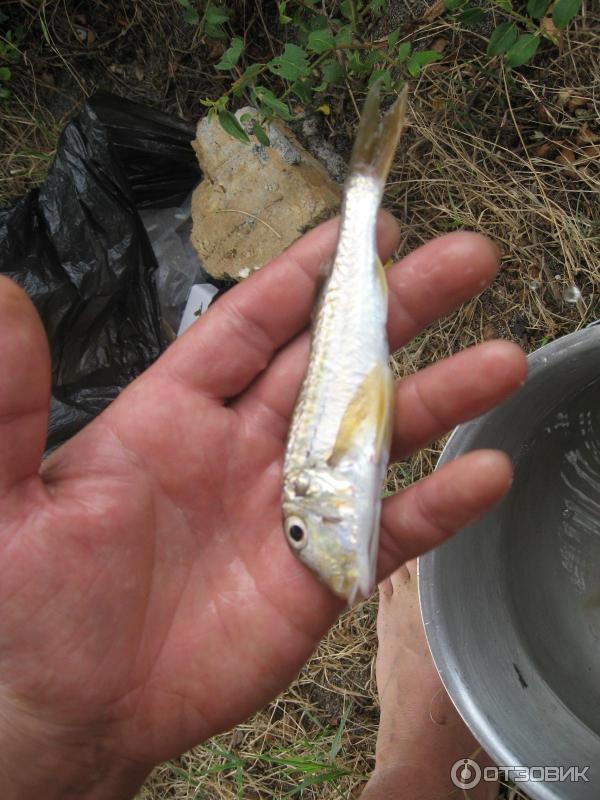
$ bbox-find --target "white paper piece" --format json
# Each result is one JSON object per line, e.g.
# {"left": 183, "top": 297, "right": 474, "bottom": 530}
{"left": 177, "top": 283, "right": 220, "bottom": 336}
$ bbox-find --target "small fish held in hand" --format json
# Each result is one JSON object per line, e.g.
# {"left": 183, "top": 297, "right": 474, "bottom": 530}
{"left": 282, "top": 83, "right": 408, "bottom": 605}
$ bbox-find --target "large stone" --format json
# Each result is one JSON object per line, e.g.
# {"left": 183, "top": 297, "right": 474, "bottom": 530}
{"left": 190, "top": 109, "right": 342, "bottom": 280}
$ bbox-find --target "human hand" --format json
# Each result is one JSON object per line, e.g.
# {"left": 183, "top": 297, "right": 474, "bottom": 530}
{"left": 0, "top": 215, "right": 526, "bottom": 798}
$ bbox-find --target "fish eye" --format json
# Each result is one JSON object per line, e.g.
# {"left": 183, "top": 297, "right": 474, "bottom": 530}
{"left": 285, "top": 516, "right": 308, "bottom": 550}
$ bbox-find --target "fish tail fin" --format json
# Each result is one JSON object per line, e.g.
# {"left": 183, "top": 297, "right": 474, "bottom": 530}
{"left": 349, "top": 81, "right": 408, "bottom": 184}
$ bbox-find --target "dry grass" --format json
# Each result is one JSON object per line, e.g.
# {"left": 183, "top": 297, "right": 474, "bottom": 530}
{"left": 0, "top": 93, "right": 62, "bottom": 203}
{"left": 2, "top": 2, "right": 599, "bottom": 798}
{"left": 139, "top": 602, "right": 380, "bottom": 799}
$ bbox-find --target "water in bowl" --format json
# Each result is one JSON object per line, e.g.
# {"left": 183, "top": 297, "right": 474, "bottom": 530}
{"left": 505, "top": 376, "right": 600, "bottom": 736}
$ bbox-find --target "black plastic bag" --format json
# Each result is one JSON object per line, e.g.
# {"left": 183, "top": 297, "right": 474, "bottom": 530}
{"left": 0, "top": 92, "right": 202, "bottom": 452}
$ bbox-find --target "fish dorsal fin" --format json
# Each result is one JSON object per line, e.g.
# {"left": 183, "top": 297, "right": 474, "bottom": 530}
{"left": 328, "top": 362, "right": 392, "bottom": 466}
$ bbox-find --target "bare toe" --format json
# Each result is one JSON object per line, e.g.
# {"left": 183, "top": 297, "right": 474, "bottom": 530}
{"left": 378, "top": 575, "right": 393, "bottom": 599}
{"left": 367, "top": 558, "right": 497, "bottom": 799}
{"left": 390, "top": 560, "right": 412, "bottom": 590}
{"left": 378, "top": 562, "right": 411, "bottom": 612}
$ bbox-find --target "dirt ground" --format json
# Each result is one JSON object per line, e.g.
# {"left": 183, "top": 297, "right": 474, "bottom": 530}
{"left": 1, "top": 1, "right": 599, "bottom": 798}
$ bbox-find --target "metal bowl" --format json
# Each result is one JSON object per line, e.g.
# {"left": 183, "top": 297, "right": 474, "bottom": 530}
{"left": 419, "top": 325, "right": 600, "bottom": 800}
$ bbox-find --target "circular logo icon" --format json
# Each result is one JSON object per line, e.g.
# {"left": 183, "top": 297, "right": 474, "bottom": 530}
{"left": 451, "top": 758, "right": 482, "bottom": 790}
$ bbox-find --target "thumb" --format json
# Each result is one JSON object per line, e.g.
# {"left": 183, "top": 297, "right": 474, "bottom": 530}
{"left": 0, "top": 276, "right": 51, "bottom": 494}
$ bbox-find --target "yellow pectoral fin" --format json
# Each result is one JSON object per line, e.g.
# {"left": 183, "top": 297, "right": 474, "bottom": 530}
{"left": 328, "top": 362, "right": 393, "bottom": 466}
{"left": 379, "top": 364, "right": 394, "bottom": 457}
{"left": 376, "top": 257, "right": 388, "bottom": 304}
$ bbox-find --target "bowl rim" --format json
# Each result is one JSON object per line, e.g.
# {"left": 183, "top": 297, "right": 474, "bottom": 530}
{"left": 418, "top": 324, "right": 600, "bottom": 800}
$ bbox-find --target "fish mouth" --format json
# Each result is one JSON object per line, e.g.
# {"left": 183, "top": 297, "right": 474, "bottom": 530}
{"left": 354, "top": 568, "right": 376, "bottom": 606}
{"left": 351, "top": 550, "right": 377, "bottom": 605}
{"left": 324, "top": 562, "right": 374, "bottom": 606}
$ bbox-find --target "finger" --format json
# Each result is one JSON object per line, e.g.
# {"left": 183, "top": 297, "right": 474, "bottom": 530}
{"left": 386, "top": 231, "right": 500, "bottom": 344}
{"left": 0, "top": 277, "right": 51, "bottom": 494}
{"left": 234, "top": 334, "right": 525, "bottom": 448}
{"left": 391, "top": 340, "right": 527, "bottom": 459}
{"left": 232, "top": 332, "right": 310, "bottom": 440}
{"left": 377, "top": 449, "right": 512, "bottom": 580}
{"left": 157, "top": 212, "right": 401, "bottom": 400}
{"left": 233, "top": 233, "right": 502, "bottom": 432}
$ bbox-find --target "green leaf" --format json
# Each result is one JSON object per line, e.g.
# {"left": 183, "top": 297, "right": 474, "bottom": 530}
{"left": 205, "top": 4, "right": 230, "bottom": 39}
{"left": 363, "top": 50, "right": 381, "bottom": 69}
{"left": 387, "top": 29, "right": 400, "bottom": 47}
{"left": 184, "top": 7, "right": 199, "bottom": 25}
{"left": 252, "top": 122, "right": 270, "bottom": 146}
{"left": 340, "top": 0, "right": 355, "bottom": 21}
{"left": 347, "top": 51, "right": 370, "bottom": 75}
{"left": 526, "top": 0, "right": 549, "bottom": 18}
{"left": 443, "top": 0, "right": 467, "bottom": 9}
{"left": 306, "top": 15, "right": 328, "bottom": 33}
{"left": 459, "top": 7, "right": 485, "bottom": 25}
{"left": 291, "top": 10, "right": 310, "bottom": 33}
{"left": 396, "top": 41, "right": 412, "bottom": 63}
{"left": 486, "top": 22, "right": 518, "bottom": 55}
{"left": 0, "top": 67, "right": 11, "bottom": 81}
{"left": 505, "top": 33, "right": 540, "bottom": 67}
{"left": 494, "top": 0, "right": 512, "bottom": 9}
{"left": 406, "top": 50, "right": 442, "bottom": 77}
{"left": 367, "top": 0, "right": 386, "bottom": 12}
{"left": 320, "top": 58, "right": 345, "bottom": 85}
{"left": 277, "top": 1, "right": 292, "bottom": 24}
{"left": 368, "top": 68, "right": 392, "bottom": 90}
{"left": 552, "top": 0, "right": 582, "bottom": 29}
{"left": 335, "top": 24, "right": 353, "bottom": 47}
{"left": 218, "top": 110, "right": 250, "bottom": 143}
{"left": 215, "top": 37, "right": 243, "bottom": 70}
{"left": 254, "top": 85, "right": 293, "bottom": 119}
{"left": 307, "top": 28, "right": 335, "bottom": 54}
{"left": 268, "top": 43, "right": 310, "bottom": 81}
{"left": 291, "top": 79, "right": 313, "bottom": 103}
{"left": 176, "top": 0, "right": 199, "bottom": 26}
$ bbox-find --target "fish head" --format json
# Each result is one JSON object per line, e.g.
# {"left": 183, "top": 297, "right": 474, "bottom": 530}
{"left": 282, "top": 465, "right": 374, "bottom": 604}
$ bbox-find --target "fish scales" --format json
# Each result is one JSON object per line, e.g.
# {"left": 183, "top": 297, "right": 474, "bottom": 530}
{"left": 291, "top": 175, "right": 385, "bottom": 462}
{"left": 282, "top": 83, "right": 407, "bottom": 604}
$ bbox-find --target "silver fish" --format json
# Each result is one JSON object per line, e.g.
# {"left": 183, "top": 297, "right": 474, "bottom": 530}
{"left": 282, "top": 83, "right": 407, "bottom": 604}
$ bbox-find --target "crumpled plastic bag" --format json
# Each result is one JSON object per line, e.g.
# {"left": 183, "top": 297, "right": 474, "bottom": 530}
{"left": 139, "top": 194, "right": 237, "bottom": 335}
{"left": 0, "top": 92, "right": 202, "bottom": 452}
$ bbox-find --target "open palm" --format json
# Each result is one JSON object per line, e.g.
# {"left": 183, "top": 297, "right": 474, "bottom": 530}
{"left": 0, "top": 214, "right": 525, "bottom": 796}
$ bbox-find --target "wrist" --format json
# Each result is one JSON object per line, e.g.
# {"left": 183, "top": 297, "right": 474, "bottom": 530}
{"left": 0, "top": 701, "right": 150, "bottom": 800}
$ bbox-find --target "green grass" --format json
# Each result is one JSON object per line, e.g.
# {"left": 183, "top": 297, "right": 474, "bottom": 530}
{"left": 141, "top": 700, "right": 362, "bottom": 799}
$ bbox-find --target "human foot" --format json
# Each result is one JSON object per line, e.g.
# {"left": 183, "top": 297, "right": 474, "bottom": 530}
{"left": 361, "top": 561, "right": 497, "bottom": 799}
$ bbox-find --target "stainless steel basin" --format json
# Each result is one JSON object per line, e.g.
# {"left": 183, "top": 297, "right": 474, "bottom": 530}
{"left": 419, "top": 325, "right": 600, "bottom": 799}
